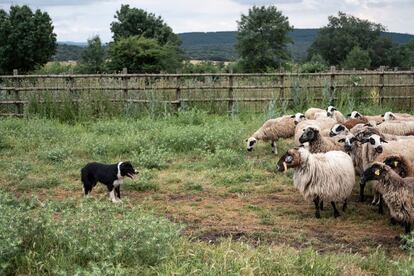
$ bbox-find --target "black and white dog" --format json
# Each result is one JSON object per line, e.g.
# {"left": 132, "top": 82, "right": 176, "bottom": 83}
{"left": 81, "top": 161, "right": 138, "bottom": 203}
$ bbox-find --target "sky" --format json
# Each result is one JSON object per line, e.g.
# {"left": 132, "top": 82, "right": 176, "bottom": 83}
{"left": 0, "top": 0, "right": 413, "bottom": 42}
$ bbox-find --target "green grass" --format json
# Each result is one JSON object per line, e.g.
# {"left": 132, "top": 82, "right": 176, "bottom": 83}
{"left": 1, "top": 109, "right": 414, "bottom": 275}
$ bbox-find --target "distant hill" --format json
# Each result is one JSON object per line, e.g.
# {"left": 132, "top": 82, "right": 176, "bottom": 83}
{"left": 178, "top": 29, "right": 414, "bottom": 61}
{"left": 55, "top": 29, "right": 414, "bottom": 62}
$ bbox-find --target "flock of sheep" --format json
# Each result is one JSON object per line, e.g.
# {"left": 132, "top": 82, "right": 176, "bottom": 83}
{"left": 247, "top": 106, "right": 414, "bottom": 236}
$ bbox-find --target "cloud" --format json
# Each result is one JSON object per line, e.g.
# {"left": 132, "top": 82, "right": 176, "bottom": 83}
{"left": 0, "top": 0, "right": 115, "bottom": 7}
{"left": 232, "top": 0, "right": 303, "bottom": 5}
{"left": 0, "top": 0, "right": 412, "bottom": 41}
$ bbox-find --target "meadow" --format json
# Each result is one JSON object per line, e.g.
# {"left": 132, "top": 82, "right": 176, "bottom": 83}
{"left": 1, "top": 108, "right": 414, "bottom": 275}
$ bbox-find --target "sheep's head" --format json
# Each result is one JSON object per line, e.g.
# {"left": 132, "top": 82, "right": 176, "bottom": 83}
{"left": 354, "top": 127, "right": 382, "bottom": 142}
{"left": 382, "top": 111, "right": 396, "bottom": 121}
{"left": 347, "top": 111, "right": 362, "bottom": 119}
{"left": 361, "top": 134, "right": 388, "bottom": 153}
{"left": 329, "top": 124, "right": 347, "bottom": 137}
{"left": 361, "top": 162, "right": 390, "bottom": 182}
{"left": 246, "top": 137, "right": 257, "bottom": 152}
{"left": 291, "top": 113, "right": 305, "bottom": 125}
{"left": 326, "top": 106, "right": 337, "bottom": 117}
{"left": 338, "top": 134, "right": 357, "bottom": 152}
{"left": 276, "top": 147, "right": 301, "bottom": 172}
{"left": 383, "top": 155, "right": 408, "bottom": 177}
{"left": 299, "top": 126, "right": 319, "bottom": 144}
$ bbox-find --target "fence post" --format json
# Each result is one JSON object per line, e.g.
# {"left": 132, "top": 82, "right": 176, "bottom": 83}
{"left": 329, "top": 66, "right": 336, "bottom": 105}
{"left": 122, "top": 68, "right": 128, "bottom": 105}
{"left": 379, "top": 66, "right": 385, "bottom": 105}
{"left": 175, "top": 75, "right": 181, "bottom": 111}
{"left": 279, "top": 68, "right": 285, "bottom": 103}
{"left": 12, "top": 69, "right": 23, "bottom": 116}
{"left": 228, "top": 70, "right": 234, "bottom": 114}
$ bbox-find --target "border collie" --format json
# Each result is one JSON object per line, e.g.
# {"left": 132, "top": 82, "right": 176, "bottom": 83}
{"left": 81, "top": 161, "right": 138, "bottom": 203}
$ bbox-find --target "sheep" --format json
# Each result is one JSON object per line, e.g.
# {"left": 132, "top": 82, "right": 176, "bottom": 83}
{"left": 326, "top": 106, "right": 345, "bottom": 123}
{"left": 329, "top": 124, "right": 350, "bottom": 137}
{"left": 343, "top": 118, "right": 369, "bottom": 129}
{"left": 299, "top": 126, "right": 344, "bottom": 153}
{"left": 383, "top": 111, "right": 414, "bottom": 121}
{"left": 361, "top": 162, "right": 414, "bottom": 234}
{"left": 246, "top": 113, "right": 305, "bottom": 154}
{"left": 383, "top": 154, "right": 414, "bottom": 178}
{"left": 294, "top": 118, "right": 337, "bottom": 145}
{"left": 374, "top": 120, "right": 414, "bottom": 136}
{"left": 276, "top": 147, "right": 355, "bottom": 218}
{"left": 347, "top": 111, "right": 383, "bottom": 124}
{"left": 304, "top": 107, "right": 325, "bottom": 120}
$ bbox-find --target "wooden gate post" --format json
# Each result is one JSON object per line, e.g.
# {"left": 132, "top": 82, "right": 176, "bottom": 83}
{"left": 122, "top": 68, "right": 129, "bottom": 105}
{"left": 379, "top": 66, "right": 385, "bottom": 105}
{"left": 175, "top": 75, "right": 182, "bottom": 111}
{"left": 228, "top": 71, "right": 234, "bottom": 114}
{"left": 279, "top": 68, "right": 285, "bottom": 104}
{"left": 329, "top": 66, "right": 336, "bottom": 105}
{"left": 13, "top": 69, "right": 23, "bottom": 116}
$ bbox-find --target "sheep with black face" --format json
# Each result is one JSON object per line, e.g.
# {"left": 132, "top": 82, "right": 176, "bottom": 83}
{"left": 276, "top": 147, "right": 355, "bottom": 218}
{"left": 246, "top": 113, "right": 305, "bottom": 154}
{"left": 362, "top": 162, "right": 414, "bottom": 234}
{"left": 299, "top": 126, "right": 343, "bottom": 153}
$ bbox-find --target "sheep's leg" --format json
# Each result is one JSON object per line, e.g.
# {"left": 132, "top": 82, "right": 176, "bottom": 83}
{"left": 331, "top": 202, "right": 340, "bottom": 218}
{"left": 342, "top": 199, "right": 347, "bottom": 212}
{"left": 359, "top": 179, "right": 366, "bottom": 202}
{"left": 319, "top": 201, "right": 324, "bottom": 211}
{"left": 378, "top": 196, "right": 384, "bottom": 215}
{"left": 405, "top": 222, "right": 411, "bottom": 234}
{"left": 271, "top": 140, "right": 277, "bottom": 155}
{"left": 313, "top": 196, "right": 321, "bottom": 219}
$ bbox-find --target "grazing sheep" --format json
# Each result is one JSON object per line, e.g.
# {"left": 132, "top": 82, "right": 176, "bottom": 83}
{"left": 276, "top": 147, "right": 355, "bottom": 218}
{"left": 304, "top": 107, "right": 325, "bottom": 120}
{"left": 299, "top": 126, "right": 344, "bottom": 153}
{"left": 326, "top": 106, "right": 345, "bottom": 123}
{"left": 246, "top": 113, "right": 305, "bottom": 154}
{"left": 294, "top": 118, "right": 337, "bottom": 145}
{"left": 362, "top": 162, "right": 414, "bottom": 234}
{"left": 383, "top": 112, "right": 414, "bottom": 121}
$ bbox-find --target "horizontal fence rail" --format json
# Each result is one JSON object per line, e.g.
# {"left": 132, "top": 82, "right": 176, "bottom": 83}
{"left": 1, "top": 66, "right": 414, "bottom": 117}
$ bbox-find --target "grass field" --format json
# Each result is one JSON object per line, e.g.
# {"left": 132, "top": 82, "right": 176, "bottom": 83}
{"left": 1, "top": 109, "right": 414, "bottom": 275}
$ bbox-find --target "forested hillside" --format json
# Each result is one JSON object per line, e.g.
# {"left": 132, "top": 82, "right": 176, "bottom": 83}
{"left": 55, "top": 29, "right": 414, "bottom": 62}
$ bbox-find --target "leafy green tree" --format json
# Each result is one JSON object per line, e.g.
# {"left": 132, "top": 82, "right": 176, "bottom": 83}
{"left": 110, "top": 4, "right": 180, "bottom": 46}
{"left": 398, "top": 40, "right": 414, "bottom": 69}
{"left": 106, "top": 36, "right": 181, "bottom": 73}
{"left": 79, "top": 36, "right": 105, "bottom": 73}
{"left": 342, "top": 46, "right": 371, "bottom": 69}
{"left": 0, "top": 5, "right": 56, "bottom": 74}
{"left": 309, "top": 12, "right": 384, "bottom": 66}
{"left": 235, "top": 6, "right": 293, "bottom": 72}
{"left": 300, "top": 54, "right": 327, "bottom": 73}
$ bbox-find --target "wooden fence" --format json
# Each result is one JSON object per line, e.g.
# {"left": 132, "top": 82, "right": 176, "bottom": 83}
{"left": 0, "top": 66, "right": 414, "bottom": 117}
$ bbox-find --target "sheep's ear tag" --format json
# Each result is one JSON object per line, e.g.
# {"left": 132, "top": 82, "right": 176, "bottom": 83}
{"left": 375, "top": 169, "right": 381, "bottom": 176}
{"left": 394, "top": 161, "right": 399, "bottom": 167}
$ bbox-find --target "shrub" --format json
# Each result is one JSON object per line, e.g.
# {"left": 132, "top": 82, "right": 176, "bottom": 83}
{"left": 134, "top": 146, "right": 169, "bottom": 169}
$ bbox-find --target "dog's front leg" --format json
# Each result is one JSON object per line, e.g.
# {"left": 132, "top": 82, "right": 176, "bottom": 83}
{"left": 108, "top": 185, "right": 119, "bottom": 203}
{"left": 115, "top": 186, "right": 121, "bottom": 200}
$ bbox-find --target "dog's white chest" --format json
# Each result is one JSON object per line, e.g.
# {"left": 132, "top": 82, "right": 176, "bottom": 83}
{"left": 113, "top": 179, "right": 123, "bottom": 187}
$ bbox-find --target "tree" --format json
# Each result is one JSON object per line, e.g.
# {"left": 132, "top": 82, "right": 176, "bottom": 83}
{"left": 342, "top": 46, "right": 371, "bottom": 70}
{"left": 398, "top": 40, "right": 414, "bottom": 69}
{"left": 309, "top": 12, "right": 384, "bottom": 66}
{"left": 106, "top": 36, "right": 181, "bottom": 73}
{"left": 110, "top": 5, "right": 180, "bottom": 46}
{"left": 235, "top": 6, "right": 293, "bottom": 72}
{"left": 79, "top": 36, "right": 105, "bottom": 73}
{"left": 0, "top": 5, "right": 56, "bottom": 74}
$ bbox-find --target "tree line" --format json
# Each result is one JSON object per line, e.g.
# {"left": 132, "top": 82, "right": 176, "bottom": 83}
{"left": 0, "top": 4, "right": 413, "bottom": 74}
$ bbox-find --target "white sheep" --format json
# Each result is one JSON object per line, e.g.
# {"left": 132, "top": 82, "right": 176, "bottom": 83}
{"left": 246, "top": 113, "right": 305, "bottom": 154}
{"left": 304, "top": 107, "right": 325, "bottom": 120}
{"left": 326, "top": 106, "right": 345, "bottom": 123}
{"left": 374, "top": 120, "right": 414, "bottom": 136}
{"left": 276, "top": 147, "right": 355, "bottom": 218}
{"left": 347, "top": 111, "right": 383, "bottom": 124}
{"left": 383, "top": 111, "right": 414, "bottom": 121}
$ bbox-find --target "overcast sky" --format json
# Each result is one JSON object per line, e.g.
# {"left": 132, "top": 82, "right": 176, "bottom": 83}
{"left": 1, "top": 0, "right": 413, "bottom": 42}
